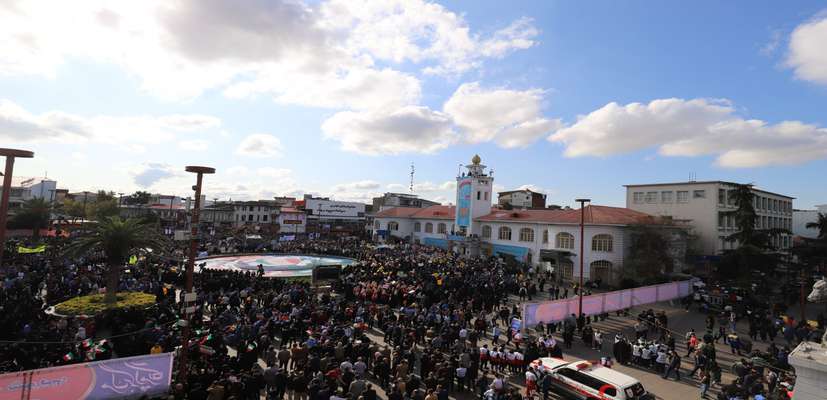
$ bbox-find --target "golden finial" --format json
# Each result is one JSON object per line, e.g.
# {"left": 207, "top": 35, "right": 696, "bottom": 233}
{"left": 471, "top": 154, "right": 481, "bottom": 165}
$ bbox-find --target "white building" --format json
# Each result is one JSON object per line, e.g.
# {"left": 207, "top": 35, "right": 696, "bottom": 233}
{"left": 2, "top": 176, "right": 57, "bottom": 214}
{"left": 625, "top": 181, "right": 794, "bottom": 255}
{"left": 277, "top": 207, "right": 307, "bottom": 234}
{"left": 373, "top": 155, "right": 681, "bottom": 285}
{"left": 793, "top": 204, "right": 827, "bottom": 239}
{"left": 233, "top": 201, "right": 278, "bottom": 227}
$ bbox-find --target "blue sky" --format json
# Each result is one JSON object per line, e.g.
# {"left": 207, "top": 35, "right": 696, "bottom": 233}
{"left": 2, "top": 1, "right": 826, "bottom": 208}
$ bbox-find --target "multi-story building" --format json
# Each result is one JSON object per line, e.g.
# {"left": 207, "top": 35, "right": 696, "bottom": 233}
{"left": 3, "top": 177, "right": 57, "bottom": 213}
{"left": 233, "top": 201, "right": 278, "bottom": 228}
{"left": 793, "top": 204, "right": 827, "bottom": 239}
{"left": 373, "top": 155, "right": 685, "bottom": 285}
{"left": 303, "top": 195, "right": 367, "bottom": 236}
{"left": 625, "top": 181, "right": 794, "bottom": 255}
{"left": 498, "top": 189, "right": 547, "bottom": 209}
{"left": 372, "top": 192, "right": 440, "bottom": 211}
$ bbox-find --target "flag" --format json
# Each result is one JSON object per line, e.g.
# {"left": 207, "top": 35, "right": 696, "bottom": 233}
{"left": 128, "top": 255, "right": 138, "bottom": 265}
{"left": 62, "top": 352, "right": 75, "bottom": 362}
{"left": 17, "top": 244, "right": 46, "bottom": 254}
{"left": 246, "top": 342, "right": 257, "bottom": 351}
{"left": 81, "top": 339, "right": 93, "bottom": 348}
{"left": 199, "top": 334, "right": 213, "bottom": 344}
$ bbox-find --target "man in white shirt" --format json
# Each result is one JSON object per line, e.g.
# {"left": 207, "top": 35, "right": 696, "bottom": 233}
{"left": 479, "top": 345, "right": 490, "bottom": 369}
{"left": 456, "top": 366, "right": 467, "bottom": 391}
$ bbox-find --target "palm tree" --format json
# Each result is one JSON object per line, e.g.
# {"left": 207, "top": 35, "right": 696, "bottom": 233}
{"left": 65, "top": 217, "right": 168, "bottom": 304}
{"left": 9, "top": 198, "right": 51, "bottom": 239}
{"left": 806, "top": 212, "right": 827, "bottom": 240}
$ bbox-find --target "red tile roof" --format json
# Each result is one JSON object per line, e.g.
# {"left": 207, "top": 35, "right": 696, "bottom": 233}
{"left": 476, "top": 205, "right": 657, "bottom": 225}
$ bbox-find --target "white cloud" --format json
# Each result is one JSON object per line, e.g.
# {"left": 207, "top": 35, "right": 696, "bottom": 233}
{"left": 322, "top": 106, "right": 457, "bottom": 155}
{"left": 444, "top": 82, "right": 559, "bottom": 148}
{"left": 760, "top": 29, "right": 783, "bottom": 57}
{"left": 517, "top": 184, "right": 551, "bottom": 195}
{"left": 256, "top": 167, "right": 292, "bottom": 179}
{"left": 235, "top": 134, "right": 284, "bottom": 158}
{"left": 226, "top": 166, "right": 250, "bottom": 176}
{"left": 549, "top": 98, "right": 827, "bottom": 168}
{"left": 0, "top": 99, "right": 220, "bottom": 145}
{"left": 334, "top": 180, "right": 381, "bottom": 192}
{"left": 786, "top": 12, "right": 827, "bottom": 85}
{"left": 177, "top": 139, "right": 209, "bottom": 151}
{"left": 0, "top": 0, "right": 536, "bottom": 107}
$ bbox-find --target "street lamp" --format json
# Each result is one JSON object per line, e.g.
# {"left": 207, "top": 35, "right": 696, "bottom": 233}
{"left": 177, "top": 165, "right": 215, "bottom": 386}
{"left": 0, "top": 148, "right": 34, "bottom": 267}
{"left": 575, "top": 198, "right": 591, "bottom": 319}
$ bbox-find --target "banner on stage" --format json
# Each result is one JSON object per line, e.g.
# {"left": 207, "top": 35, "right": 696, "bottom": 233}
{"left": 17, "top": 244, "right": 46, "bottom": 254}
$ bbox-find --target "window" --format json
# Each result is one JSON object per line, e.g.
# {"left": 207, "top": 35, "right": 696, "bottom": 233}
{"left": 481, "top": 225, "right": 492, "bottom": 239}
{"left": 241, "top": 215, "right": 246, "bottom": 221}
{"left": 425, "top": 223, "right": 433, "bottom": 233}
{"left": 414, "top": 222, "right": 421, "bottom": 232}
{"left": 693, "top": 190, "right": 706, "bottom": 199}
{"left": 559, "top": 262, "right": 574, "bottom": 281}
{"left": 718, "top": 189, "right": 726, "bottom": 205}
{"left": 262, "top": 215, "right": 268, "bottom": 222}
{"left": 591, "top": 234, "right": 613, "bottom": 252}
{"left": 762, "top": 216, "right": 767, "bottom": 229}
{"left": 661, "top": 191, "right": 673, "bottom": 203}
{"left": 498, "top": 226, "right": 512, "bottom": 241}
{"left": 645, "top": 192, "right": 657, "bottom": 203}
{"left": 437, "top": 223, "right": 447, "bottom": 234}
{"left": 726, "top": 214, "right": 733, "bottom": 228}
{"left": 542, "top": 230, "right": 549, "bottom": 243}
{"left": 556, "top": 232, "right": 574, "bottom": 249}
{"left": 255, "top": 215, "right": 260, "bottom": 222}
{"left": 633, "top": 192, "right": 644, "bottom": 204}
{"left": 388, "top": 221, "right": 399, "bottom": 231}
{"left": 484, "top": 192, "right": 489, "bottom": 201}
{"left": 677, "top": 191, "right": 689, "bottom": 203}
{"left": 519, "top": 228, "right": 534, "bottom": 242}
{"left": 718, "top": 212, "right": 725, "bottom": 229}
{"left": 477, "top": 191, "right": 481, "bottom": 200}
{"left": 374, "top": 221, "right": 380, "bottom": 229}
{"left": 762, "top": 197, "right": 767, "bottom": 210}
{"left": 248, "top": 214, "right": 253, "bottom": 221}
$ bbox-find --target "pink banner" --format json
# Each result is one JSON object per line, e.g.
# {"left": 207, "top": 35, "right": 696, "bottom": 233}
{"left": 523, "top": 281, "right": 691, "bottom": 328}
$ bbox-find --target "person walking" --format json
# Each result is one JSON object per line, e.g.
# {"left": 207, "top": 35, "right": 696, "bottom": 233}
{"left": 662, "top": 351, "right": 681, "bottom": 381}
{"left": 699, "top": 370, "right": 710, "bottom": 399}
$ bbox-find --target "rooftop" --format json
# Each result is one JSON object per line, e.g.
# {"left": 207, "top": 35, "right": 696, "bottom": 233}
{"left": 477, "top": 205, "right": 659, "bottom": 225}
{"left": 623, "top": 181, "right": 795, "bottom": 199}
{"left": 10, "top": 176, "right": 54, "bottom": 188}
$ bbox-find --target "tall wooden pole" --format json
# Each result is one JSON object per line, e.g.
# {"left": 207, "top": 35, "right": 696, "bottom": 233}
{"left": 576, "top": 198, "right": 590, "bottom": 318}
{"left": 0, "top": 148, "right": 34, "bottom": 268}
{"left": 177, "top": 166, "right": 214, "bottom": 386}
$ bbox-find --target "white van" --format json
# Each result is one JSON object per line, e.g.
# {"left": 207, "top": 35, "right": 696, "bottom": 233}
{"left": 531, "top": 357, "right": 653, "bottom": 400}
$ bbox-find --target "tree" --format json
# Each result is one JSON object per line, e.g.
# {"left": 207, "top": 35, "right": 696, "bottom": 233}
{"left": 806, "top": 213, "right": 827, "bottom": 240}
{"left": 625, "top": 225, "right": 675, "bottom": 281}
{"left": 718, "top": 184, "right": 788, "bottom": 281}
{"left": 65, "top": 217, "right": 168, "bottom": 304}
{"left": 9, "top": 198, "right": 51, "bottom": 239}
{"left": 124, "top": 191, "right": 152, "bottom": 205}
{"left": 91, "top": 199, "right": 120, "bottom": 220}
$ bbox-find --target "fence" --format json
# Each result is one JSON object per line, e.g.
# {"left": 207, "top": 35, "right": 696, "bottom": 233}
{"left": 522, "top": 280, "right": 692, "bottom": 329}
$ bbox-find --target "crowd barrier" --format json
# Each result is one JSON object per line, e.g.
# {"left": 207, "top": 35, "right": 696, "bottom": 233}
{"left": 0, "top": 353, "right": 173, "bottom": 400}
{"left": 522, "top": 280, "right": 692, "bottom": 330}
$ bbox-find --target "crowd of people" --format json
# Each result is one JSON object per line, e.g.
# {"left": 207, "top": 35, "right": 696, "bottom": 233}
{"left": 0, "top": 234, "right": 808, "bottom": 400}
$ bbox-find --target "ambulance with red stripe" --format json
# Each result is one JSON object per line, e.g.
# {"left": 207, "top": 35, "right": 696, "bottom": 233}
{"left": 531, "top": 357, "right": 652, "bottom": 400}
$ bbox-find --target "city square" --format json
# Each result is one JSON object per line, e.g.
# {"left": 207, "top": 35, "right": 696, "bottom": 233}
{"left": 2, "top": 2, "right": 827, "bottom": 400}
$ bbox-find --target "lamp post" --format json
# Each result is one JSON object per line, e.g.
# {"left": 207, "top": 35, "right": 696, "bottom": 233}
{"left": 177, "top": 166, "right": 215, "bottom": 386}
{"left": 575, "top": 198, "right": 591, "bottom": 318}
{"left": 0, "top": 148, "right": 34, "bottom": 267}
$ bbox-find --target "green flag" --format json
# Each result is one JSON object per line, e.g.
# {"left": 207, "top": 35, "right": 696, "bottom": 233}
{"left": 128, "top": 255, "right": 138, "bottom": 265}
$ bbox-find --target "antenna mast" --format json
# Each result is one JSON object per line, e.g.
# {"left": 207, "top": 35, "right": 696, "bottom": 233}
{"left": 409, "top": 162, "right": 415, "bottom": 193}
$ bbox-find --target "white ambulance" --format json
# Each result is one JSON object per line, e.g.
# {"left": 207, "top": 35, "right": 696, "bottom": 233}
{"left": 531, "top": 357, "right": 653, "bottom": 400}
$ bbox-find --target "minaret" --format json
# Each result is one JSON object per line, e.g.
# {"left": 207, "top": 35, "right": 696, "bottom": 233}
{"left": 455, "top": 154, "right": 493, "bottom": 236}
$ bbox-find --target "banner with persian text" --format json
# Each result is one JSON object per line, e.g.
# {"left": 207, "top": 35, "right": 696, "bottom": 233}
{"left": 522, "top": 280, "right": 692, "bottom": 329}
{"left": 0, "top": 353, "right": 173, "bottom": 400}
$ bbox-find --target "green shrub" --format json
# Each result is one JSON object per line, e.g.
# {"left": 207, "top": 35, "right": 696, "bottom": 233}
{"left": 54, "top": 292, "right": 156, "bottom": 316}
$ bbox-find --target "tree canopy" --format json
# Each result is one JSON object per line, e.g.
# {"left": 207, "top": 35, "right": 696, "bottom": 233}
{"left": 8, "top": 198, "right": 51, "bottom": 238}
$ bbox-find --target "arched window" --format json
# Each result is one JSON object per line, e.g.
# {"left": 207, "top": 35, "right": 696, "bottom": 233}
{"left": 374, "top": 221, "right": 380, "bottom": 229}
{"left": 388, "top": 221, "right": 399, "bottom": 231}
{"left": 481, "top": 225, "right": 492, "bottom": 239}
{"left": 560, "top": 262, "right": 574, "bottom": 281}
{"left": 425, "top": 222, "right": 433, "bottom": 233}
{"left": 498, "top": 226, "right": 512, "bottom": 241}
{"left": 518, "top": 228, "right": 534, "bottom": 242}
{"left": 542, "top": 230, "right": 549, "bottom": 243}
{"left": 556, "top": 232, "right": 574, "bottom": 249}
{"left": 590, "top": 260, "right": 613, "bottom": 283}
{"left": 414, "top": 222, "right": 421, "bottom": 232}
{"left": 592, "top": 234, "right": 613, "bottom": 252}
{"left": 437, "top": 223, "right": 447, "bottom": 234}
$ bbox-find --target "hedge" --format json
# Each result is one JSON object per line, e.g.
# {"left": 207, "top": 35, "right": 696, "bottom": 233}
{"left": 54, "top": 292, "right": 156, "bottom": 316}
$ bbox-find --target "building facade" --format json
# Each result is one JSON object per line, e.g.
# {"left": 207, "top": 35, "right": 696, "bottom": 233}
{"left": 233, "top": 201, "right": 279, "bottom": 228}
{"left": 625, "top": 181, "right": 794, "bottom": 255}
{"left": 2, "top": 177, "right": 57, "bottom": 213}
{"left": 498, "top": 189, "right": 547, "bottom": 209}
{"left": 793, "top": 204, "right": 827, "bottom": 239}
{"left": 372, "top": 192, "right": 440, "bottom": 211}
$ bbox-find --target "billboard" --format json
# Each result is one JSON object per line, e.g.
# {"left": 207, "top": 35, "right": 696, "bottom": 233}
{"left": 455, "top": 178, "right": 472, "bottom": 227}
{"left": 0, "top": 353, "right": 173, "bottom": 400}
{"left": 522, "top": 280, "right": 692, "bottom": 329}
{"left": 306, "top": 199, "right": 365, "bottom": 220}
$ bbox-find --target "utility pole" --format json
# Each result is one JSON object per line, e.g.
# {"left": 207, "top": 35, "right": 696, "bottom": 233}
{"left": 576, "top": 198, "right": 591, "bottom": 318}
{"left": 0, "top": 148, "right": 34, "bottom": 267}
{"left": 177, "top": 166, "right": 215, "bottom": 387}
